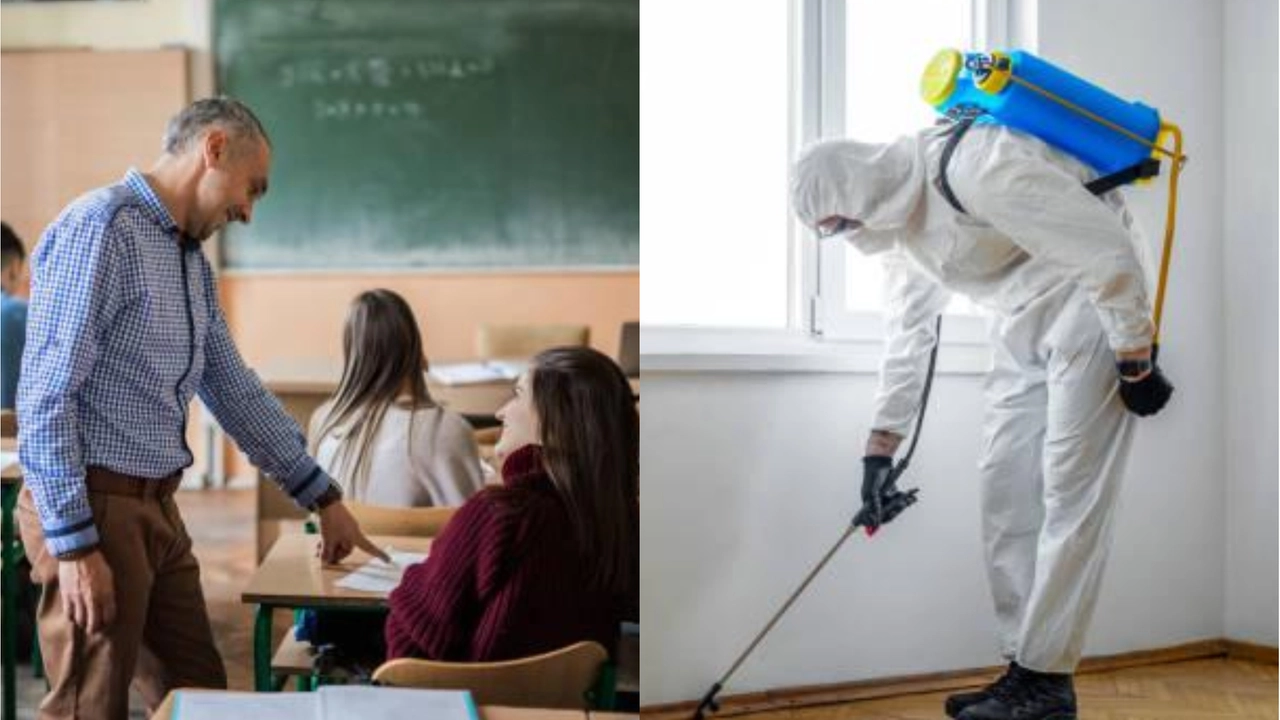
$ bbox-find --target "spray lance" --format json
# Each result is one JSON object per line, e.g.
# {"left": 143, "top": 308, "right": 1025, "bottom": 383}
{"left": 692, "top": 49, "right": 1186, "bottom": 720}
{"left": 691, "top": 318, "right": 937, "bottom": 720}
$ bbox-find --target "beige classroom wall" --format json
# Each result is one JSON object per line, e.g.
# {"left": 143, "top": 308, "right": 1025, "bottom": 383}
{"left": 219, "top": 271, "right": 638, "bottom": 480}
{"left": 222, "top": 272, "right": 638, "bottom": 366}
{"left": 0, "top": 0, "right": 215, "bottom": 98}
{"left": 2, "top": 0, "right": 214, "bottom": 477}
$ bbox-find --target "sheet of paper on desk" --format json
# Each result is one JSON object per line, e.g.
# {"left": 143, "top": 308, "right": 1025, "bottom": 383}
{"left": 0, "top": 450, "right": 18, "bottom": 471}
{"left": 174, "top": 690, "right": 313, "bottom": 720}
{"left": 428, "top": 360, "right": 525, "bottom": 385}
{"left": 389, "top": 549, "right": 428, "bottom": 566}
{"left": 334, "top": 548, "right": 429, "bottom": 593}
{"left": 318, "top": 686, "right": 478, "bottom": 720}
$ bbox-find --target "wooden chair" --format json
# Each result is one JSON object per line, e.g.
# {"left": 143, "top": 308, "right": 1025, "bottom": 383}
{"left": 345, "top": 502, "right": 457, "bottom": 538}
{"left": 372, "top": 640, "right": 612, "bottom": 710}
{"left": 472, "top": 426, "right": 502, "bottom": 470}
{"left": 271, "top": 631, "right": 318, "bottom": 691}
{"left": 0, "top": 409, "right": 16, "bottom": 438}
{"left": 475, "top": 324, "right": 589, "bottom": 359}
{"left": 617, "top": 321, "right": 639, "bottom": 378}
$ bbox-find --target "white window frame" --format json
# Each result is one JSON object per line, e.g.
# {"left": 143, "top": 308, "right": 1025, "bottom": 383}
{"left": 796, "top": 0, "right": 1011, "bottom": 348}
{"left": 643, "top": 0, "right": 1014, "bottom": 373}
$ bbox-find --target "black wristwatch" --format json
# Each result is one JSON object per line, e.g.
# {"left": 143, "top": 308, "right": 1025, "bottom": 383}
{"left": 1117, "top": 358, "right": 1153, "bottom": 380}
{"left": 307, "top": 483, "right": 343, "bottom": 513}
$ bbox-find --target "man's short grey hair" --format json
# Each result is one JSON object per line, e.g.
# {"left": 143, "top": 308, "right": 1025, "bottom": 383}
{"left": 162, "top": 96, "right": 271, "bottom": 156}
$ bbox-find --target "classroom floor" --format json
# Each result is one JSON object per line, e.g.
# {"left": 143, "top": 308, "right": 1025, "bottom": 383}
{"left": 714, "top": 657, "right": 1277, "bottom": 720}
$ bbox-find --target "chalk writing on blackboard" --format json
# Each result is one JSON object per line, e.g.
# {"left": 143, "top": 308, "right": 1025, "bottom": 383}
{"left": 279, "top": 56, "right": 496, "bottom": 89}
{"left": 311, "top": 98, "right": 428, "bottom": 121}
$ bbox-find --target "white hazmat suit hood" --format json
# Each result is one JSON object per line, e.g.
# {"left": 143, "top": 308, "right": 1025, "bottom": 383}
{"left": 791, "top": 136, "right": 925, "bottom": 255}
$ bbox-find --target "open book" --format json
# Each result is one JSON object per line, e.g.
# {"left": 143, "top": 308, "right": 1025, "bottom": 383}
{"left": 173, "top": 686, "right": 478, "bottom": 720}
{"left": 427, "top": 360, "right": 526, "bottom": 386}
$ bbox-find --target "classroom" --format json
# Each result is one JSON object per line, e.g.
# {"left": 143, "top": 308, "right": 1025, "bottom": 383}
{"left": 641, "top": 1, "right": 1276, "bottom": 720}
{"left": 0, "top": 0, "right": 637, "bottom": 718}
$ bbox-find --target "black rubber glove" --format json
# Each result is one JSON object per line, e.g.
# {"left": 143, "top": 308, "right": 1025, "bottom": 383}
{"left": 853, "top": 455, "right": 919, "bottom": 534}
{"left": 1118, "top": 350, "right": 1174, "bottom": 417}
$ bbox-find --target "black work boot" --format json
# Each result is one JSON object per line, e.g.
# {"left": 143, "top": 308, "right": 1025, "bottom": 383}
{"left": 956, "top": 665, "right": 1076, "bottom": 720}
{"left": 944, "top": 662, "right": 1020, "bottom": 718}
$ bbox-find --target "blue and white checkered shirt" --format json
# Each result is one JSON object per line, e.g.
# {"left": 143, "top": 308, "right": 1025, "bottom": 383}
{"left": 17, "top": 169, "right": 336, "bottom": 556}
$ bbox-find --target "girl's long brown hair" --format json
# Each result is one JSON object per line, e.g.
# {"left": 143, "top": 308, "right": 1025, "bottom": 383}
{"left": 531, "top": 346, "right": 638, "bottom": 597}
{"left": 310, "top": 289, "right": 435, "bottom": 498}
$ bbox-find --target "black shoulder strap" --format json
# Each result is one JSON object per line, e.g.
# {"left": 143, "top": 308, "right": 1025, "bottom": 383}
{"left": 937, "top": 116, "right": 978, "bottom": 215}
{"left": 1084, "top": 158, "right": 1161, "bottom": 196}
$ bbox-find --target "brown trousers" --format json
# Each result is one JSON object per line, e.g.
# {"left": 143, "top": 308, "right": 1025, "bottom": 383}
{"left": 17, "top": 469, "right": 227, "bottom": 720}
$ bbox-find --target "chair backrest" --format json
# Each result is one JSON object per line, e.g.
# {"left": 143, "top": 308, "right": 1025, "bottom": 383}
{"left": 0, "top": 409, "right": 16, "bottom": 438}
{"left": 345, "top": 502, "right": 457, "bottom": 537}
{"left": 617, "top": 321, "right": 639, "bottom": 378}
{"left": 373, "top": 641, "right": 608, "bottom": 709}
{"left": 472, "top": 426, "right": 502, "bottom": 469}
{"left": 476, "top": 324, "right": 590, "bottom": 360}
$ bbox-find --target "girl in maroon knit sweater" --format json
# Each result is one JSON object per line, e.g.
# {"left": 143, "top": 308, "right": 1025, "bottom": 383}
{"left": 385, "top": 346, "right": 639, "bottom": 662}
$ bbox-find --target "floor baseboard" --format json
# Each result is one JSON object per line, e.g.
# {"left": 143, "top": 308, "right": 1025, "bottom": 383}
{"left": 1224, "top": 638, "right": 1279, "bottom": 664}
{"left": 639, "top": 638, "right": 1275, "bottom": 719}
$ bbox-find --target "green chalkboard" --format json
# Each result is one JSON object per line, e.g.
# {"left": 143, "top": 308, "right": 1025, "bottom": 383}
{"left": 215, "top": 0, "right": 638, "bottom": 269}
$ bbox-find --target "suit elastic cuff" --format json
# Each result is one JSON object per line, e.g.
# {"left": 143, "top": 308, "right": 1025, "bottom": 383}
{"left": 1104, "top": 315, "right": 1154, "bottom": 354}
{"left": 869, "top": 413, "right": 914, "bottom": 438}
{"left": 284, "top": 458, "right": 335, "bottom": 509}
{"left": 44, "top": 519, "right": 100, "bottom": 557}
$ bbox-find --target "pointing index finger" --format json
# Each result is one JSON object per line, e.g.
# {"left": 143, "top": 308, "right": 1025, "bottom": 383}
{"left": 358, "top": 535, "right": 391, "bottom": 564}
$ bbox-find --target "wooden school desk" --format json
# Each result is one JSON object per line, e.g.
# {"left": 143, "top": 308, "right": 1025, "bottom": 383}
{"left": 253, "top": 359, "right": 515, "bottom": 561}
{"left": 1, "top": 437, "right": 21, "bottom": 720}
{"left": 259, "top": 358, "right": 518, "bottom": 425}
{"left": 241, "top": 533, "right": 433, "bottom": 691}
{"left": 150, "top": 689, "right": 640, "bottom": 720}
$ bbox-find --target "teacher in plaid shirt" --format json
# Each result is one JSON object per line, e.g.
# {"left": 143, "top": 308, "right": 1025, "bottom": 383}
{"left": 15, "top": 97, "right": 388, "bottom": 720}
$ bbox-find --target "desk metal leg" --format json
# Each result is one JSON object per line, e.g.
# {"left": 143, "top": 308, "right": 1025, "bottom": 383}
{"left": 3, "top": 483, "right": 18, "bottom": 720}
{"left": 591, "top": 662, "right": 617, "bottom": 711}
{"left": 253, "top": 604, "right": 274, "bottom": 692}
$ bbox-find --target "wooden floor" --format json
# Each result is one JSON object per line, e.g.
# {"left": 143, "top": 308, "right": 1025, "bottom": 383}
{"left": 729, "top": 658, "right": 1277, "bottom": 720}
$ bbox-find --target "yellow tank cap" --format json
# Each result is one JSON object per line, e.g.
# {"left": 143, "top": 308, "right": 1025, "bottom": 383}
{"left": 975, "top": 51, "right": 1012, "bottom": 94}
{"left": 920, "top": 49, "right": 963, "bottom": 107}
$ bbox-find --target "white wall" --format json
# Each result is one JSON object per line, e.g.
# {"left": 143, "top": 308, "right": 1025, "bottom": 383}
{"left": 641, "top": 0, "right": 1233, "bottom": 706}
{"left": 1222, "top": 0, "right": 1279, "bottom": 646}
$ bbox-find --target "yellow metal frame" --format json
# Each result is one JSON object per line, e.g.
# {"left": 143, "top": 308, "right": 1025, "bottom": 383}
{"left": 1152, "top": 121, "right": 1183, "bottom": 344}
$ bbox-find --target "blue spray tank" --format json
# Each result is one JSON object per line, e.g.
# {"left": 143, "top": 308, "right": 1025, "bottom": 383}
{"left": 920, "top": 48, "right": 1187, "bottom": 343}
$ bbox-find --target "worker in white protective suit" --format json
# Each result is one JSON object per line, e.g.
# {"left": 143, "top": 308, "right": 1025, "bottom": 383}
{"left": 791, "top": 123, "right": 1174, "bottom": 720}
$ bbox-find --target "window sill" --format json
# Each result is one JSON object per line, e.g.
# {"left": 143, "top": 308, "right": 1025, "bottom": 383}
{"left": 640, "top": 325, "right": 992, "bottom": 375}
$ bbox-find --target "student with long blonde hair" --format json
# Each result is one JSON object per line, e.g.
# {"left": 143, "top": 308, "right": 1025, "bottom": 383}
{"left": 310, "top": 289, "right": 483, "bottom": 506}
